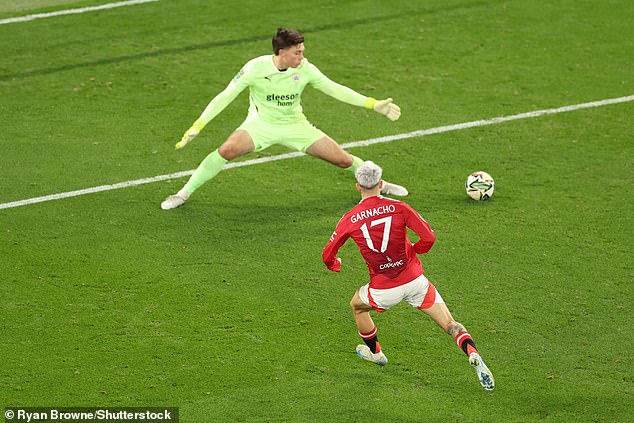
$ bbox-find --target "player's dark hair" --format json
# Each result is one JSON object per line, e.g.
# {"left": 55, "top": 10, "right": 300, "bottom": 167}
{"left": 272, "top": 28, "right": 304, "bottom": 54}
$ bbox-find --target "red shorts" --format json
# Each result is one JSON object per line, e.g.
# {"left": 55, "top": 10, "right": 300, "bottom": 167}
{"left": 358, "top": 274, "right": 445, "bottom": 312}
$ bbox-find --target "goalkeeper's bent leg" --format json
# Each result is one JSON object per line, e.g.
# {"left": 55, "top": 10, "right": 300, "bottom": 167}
{"left": 183, "top": 149, "right": 228, "bottom": 195}
{"left": 344, "top": 155, "right": 409, "bottom": 196}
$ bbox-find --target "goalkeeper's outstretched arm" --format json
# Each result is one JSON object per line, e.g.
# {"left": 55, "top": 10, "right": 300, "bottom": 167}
{"left": 174, "top": 82, "right": 244, "bottom": 150}
{"left": 311, "top": 75, "right": 401, "bottom": 122}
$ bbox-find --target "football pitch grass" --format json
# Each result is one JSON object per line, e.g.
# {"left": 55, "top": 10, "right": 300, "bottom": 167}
{"left": 1, "top": 0, "right": 633, "bottom": 421}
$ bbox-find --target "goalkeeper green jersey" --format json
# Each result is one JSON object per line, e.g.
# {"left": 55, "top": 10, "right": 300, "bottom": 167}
{"left": 198, "top": 55, "right": 370, "bottom": 125}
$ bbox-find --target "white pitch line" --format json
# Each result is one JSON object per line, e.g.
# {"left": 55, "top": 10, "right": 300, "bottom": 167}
{"left": 343, "top": 94, "right": 634, "bottom": 149}
{"left": 0, "top": 0, "right": 159, "bottom": 25}
{"left": 1, "top": 94, "right": 632, "bottom": 210}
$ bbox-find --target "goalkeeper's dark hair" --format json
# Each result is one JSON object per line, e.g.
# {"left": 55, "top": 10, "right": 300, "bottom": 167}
{"left": 272, "top": 28, "right": 304, "bottom": 54}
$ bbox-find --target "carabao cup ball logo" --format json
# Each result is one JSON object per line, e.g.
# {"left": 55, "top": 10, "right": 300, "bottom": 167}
{"left": 465, "top": 171, "right": 495, "bottom": 201}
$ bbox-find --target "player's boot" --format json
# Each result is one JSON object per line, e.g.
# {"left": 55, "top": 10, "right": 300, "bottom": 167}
{"left": 469, "top": 352, "right": 495, "bottom": 391}
{"left": 381, "top": 181, "right": 408, "bottom": 196}
{"left": 161, "top": 193, "right": 187, "bottom": 210}
{"left": 356, "top": 344, "right": 388, "bottom": 366}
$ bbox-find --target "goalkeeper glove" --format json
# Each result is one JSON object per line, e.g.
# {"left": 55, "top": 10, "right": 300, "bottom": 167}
{"left": 174, "top": 119, "right": 206, "bottom": 150}
{"left": 365, "top": 97, "right": 401, "bottom": 121}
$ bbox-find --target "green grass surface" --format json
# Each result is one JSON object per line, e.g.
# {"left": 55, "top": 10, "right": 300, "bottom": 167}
{"left": 1, "top": 0, "right": 633, "bottom": 421}
{"left": 0, "top": 0, "right": 90, "bottom": 15}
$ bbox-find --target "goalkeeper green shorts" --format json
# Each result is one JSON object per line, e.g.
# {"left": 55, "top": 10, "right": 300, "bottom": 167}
{"left": 237, "top": 115, "right": 326, "bottom": 153}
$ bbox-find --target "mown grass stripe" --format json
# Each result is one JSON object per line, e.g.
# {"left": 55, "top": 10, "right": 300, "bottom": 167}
{"left": 0, "top": 0, "right": 159, "bottom": 25}
{"left": 1, "top": 94, "right": 632, "bottom": 210}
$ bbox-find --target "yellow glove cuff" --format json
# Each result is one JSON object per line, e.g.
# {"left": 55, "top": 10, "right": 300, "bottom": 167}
{"left": 192, "top": 119, "right": 206, "bottom": 131}
{"left": 364, "top": 97, "right": 377, "bottom": 110}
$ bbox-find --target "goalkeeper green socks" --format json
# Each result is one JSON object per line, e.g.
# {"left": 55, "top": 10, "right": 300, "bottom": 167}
{"left": 183, "top": 152, "right": 361, "bottom": 195}
{"left": 183, "top": 149, "right": 228, "bottom": 194}
{"left": 345, "top": 155, "right": 364, "bottom": 174}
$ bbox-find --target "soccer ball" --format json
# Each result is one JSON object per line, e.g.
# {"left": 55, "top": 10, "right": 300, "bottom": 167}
{"left": 465, "top": 171, "right": 495, "bottom": 201}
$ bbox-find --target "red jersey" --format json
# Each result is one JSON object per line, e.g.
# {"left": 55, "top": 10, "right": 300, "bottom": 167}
{"left": 322, "top": 195, "right": 436, "bottom": 289}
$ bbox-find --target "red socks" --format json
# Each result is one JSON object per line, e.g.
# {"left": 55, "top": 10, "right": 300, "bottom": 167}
{"left": 455, "top": 331, "right": 478, "bottom": 356}
{"left": 359, "top": 326, "right": 381, "bottom": 353}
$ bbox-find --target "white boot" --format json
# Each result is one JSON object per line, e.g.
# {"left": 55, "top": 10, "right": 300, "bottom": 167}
{"left": 356, "top": 344, "right": 388, "bottom": 366}
{"left": 469, "top": 352, "right": 495, "bottom": 391}
{"left": 160, "top": 189, "right": 190, "bottom": 210}
{"left": 381, "top": 181, "right": 408, "bottom": 196}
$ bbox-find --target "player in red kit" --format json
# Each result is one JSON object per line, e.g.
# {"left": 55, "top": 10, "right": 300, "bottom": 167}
{"left": 322, "top": 161, "right": 495, "bottom": 391}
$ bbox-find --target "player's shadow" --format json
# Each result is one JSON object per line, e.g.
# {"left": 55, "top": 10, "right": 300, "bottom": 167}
{"left": 1, "top": 0, "right": 490, "bottom": 81}
{"left": 184, "top": 191, "right": 357, "bottom": 225}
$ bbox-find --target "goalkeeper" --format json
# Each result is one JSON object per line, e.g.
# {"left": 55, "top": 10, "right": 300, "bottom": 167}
{"left": 161, "top": 27, "right": 408, "bottom": 210}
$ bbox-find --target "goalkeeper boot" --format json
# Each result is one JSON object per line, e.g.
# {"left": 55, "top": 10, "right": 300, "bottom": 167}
{"left": 160, "top": 189, "right": 190, "bottom": 210}
{"left": 469, "top": 352, "right": 495, "bottom": 391}
{"left": 356, "top": 344, "right": 388, "bottom": 366}
{"left": 381, "top": 181, "right": 409, "bottom": 197}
